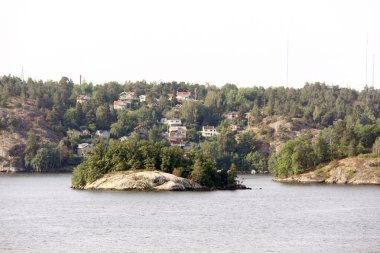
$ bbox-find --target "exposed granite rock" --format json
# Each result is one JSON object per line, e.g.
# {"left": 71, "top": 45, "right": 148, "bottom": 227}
{"left": 274, "top": 157, "right": 380, "bottom": 185}
{"left": 84, "top": 170, "right": 204, "bottom": 191}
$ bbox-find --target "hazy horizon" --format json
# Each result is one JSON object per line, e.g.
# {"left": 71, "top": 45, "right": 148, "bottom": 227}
{"left": 1, "top": 0, "right": 379, "bottom": 90}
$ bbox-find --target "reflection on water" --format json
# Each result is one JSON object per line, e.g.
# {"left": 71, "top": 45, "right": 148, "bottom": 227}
{"left": 0, "top": 174, "right": 379, "bottom": 252}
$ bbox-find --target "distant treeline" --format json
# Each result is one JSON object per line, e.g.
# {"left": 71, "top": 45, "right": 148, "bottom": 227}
{"left": 1, "top": 75, "right": 379, "bottom": 132}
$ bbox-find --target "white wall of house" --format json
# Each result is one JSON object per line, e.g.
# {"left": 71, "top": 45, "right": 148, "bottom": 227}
{"left": 201, "top": 126, "right": 218, "bottom": 137}
{"left": 139, "top": 95, "right": 146, "bottom": 102}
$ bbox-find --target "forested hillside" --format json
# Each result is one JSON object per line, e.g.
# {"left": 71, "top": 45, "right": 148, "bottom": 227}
{"left": 0, "top": 75, "right": 379, "bottom": 184}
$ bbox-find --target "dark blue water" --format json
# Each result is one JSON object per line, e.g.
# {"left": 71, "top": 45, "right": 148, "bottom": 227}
{"left": 0, "top": 174, "right": 379, "bottom": 252}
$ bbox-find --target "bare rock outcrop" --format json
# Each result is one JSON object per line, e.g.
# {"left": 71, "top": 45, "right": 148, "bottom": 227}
{"left": 274, "top": 157, "right": 380, "bottom": 185}
{"left": 84, "top": 170, "right": 204, "bottom": 191}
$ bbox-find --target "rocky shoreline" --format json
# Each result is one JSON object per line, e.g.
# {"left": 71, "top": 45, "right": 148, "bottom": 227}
{"left": 274, "top": 157, "right": 380, "bottom": 185}
{"left": 74, "top": 170, "right": 251, "bottom": 191}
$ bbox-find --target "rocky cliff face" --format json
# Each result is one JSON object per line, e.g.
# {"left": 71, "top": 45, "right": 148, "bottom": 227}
{"left": 0, "top": 97, "right": 61, "bottom": 172}
{"left": 83, "top": 171, "right": 204, "bottom": 191}
{"left": 274, "top": 157, "right": 380, "bottom": 185}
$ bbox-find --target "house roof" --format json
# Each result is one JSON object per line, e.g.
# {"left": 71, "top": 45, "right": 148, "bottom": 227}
{"left": 177, "top": 92, "right": 191, "bottom": 97}
{"left": 120, "top": 91, "right": 135, "bottom": 95}
{"left": 78, "top": 143, "right": 91, "bottom": 149}
{"left": 203, "top": 125, "right": 215, "bottom": 130}
{"left": 134, "top": 124, "right": 146, "bottom": 131}
{"left": 119, "top": 91, "right": 137, "bottom": 100}
{"left": 169, "top": 126, "right": 187, "bottom": 132}
{"left": 169, "top": 138, "right": 184, "bottom": 144}
{"left": 114, "top": 100, "right": 127, "bottom": 105}
{"left": 224, "top": 111, "right": 240, "bottom": 119}
{"left": 77, "top": 95, "right": 91, "bottom": 100}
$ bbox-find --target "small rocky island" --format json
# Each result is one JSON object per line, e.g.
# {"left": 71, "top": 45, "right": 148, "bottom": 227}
{"left": 274, "top": 157, "right": 380, "bottom": 185}
{"left": 73, "top": 170, "right": 250, "bottom": 191}
{"left": 70, "top": 139, "right": 251, "bottom": 191}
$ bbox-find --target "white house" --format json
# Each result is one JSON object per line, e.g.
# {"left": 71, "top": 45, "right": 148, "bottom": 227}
{"left": 201, "top": 126, "right": 218, "bottom": 137}
{"left": 224, "top": 111, "right": 240, "bottom": 119}
{"left": 168, "top": 125, "right": 187, "bottom": 147}
{"left": 76, "top": 95, "right": 91, "bottom": 104}
{"left": 176, "top": 92, "right": 191, "bottom": 101}
{"left": 77, "top": 143, "right": 93, "bottom": 157}
{"left": 119, "top": 91, "right": 137, "bottom": 101}
{"left": 139, "top": 95, "right": 146, "bottom": 102}
{"left": 95, "top": 130, "right": 110, "bottom": 139}
{"left": 114, "top": 91, "right": 138, "bottom": 110}
{"left": 160, "top": 118, "right": 182, "bottom": 126}
{"left": 113, "top": 100, "right": 128, "bottom": 110}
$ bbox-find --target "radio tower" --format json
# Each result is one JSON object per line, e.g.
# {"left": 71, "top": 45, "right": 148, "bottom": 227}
{"left": 286, "top": 36, "right": 289, "bottom": 88}
{"left": 21, "top": 65, "right": 24, "bottom": 81}
{"left": 365, "top": 33, "right": 368, "bottom": 86}
{"left": 372, "top": 54, "right": 375, "bottom": 88}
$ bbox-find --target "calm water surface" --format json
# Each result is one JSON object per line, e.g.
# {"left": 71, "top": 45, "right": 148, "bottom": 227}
{"left": 0, "top": 174, "right": 379, "bottom": 253}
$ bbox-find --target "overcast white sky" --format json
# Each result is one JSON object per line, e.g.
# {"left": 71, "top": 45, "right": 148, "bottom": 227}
{"left": 1, "top": 0, "right": 379, "bottom": 89}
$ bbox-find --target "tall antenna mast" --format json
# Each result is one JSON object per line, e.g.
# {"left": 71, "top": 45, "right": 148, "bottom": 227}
{"left": 365, "top": 33, "right": 368, "bottom": 86}
{"left": 372, "top": 54, "right": 375, "bottom": 87}
{"left": 21, "top": 65, "right": 24, "bottom": 81}
{"left": 286, "top": 36, "right": 289, "bottom": 87}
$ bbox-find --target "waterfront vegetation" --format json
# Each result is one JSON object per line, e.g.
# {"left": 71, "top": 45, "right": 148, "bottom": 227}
{"left": 0, "top": 75, "right": 380, "bottom": 185}
{"left": 270, "top": 121, "right": 380, "bottom": 178}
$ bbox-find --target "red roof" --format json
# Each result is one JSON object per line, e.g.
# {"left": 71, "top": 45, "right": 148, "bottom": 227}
{"left": 169, "top": 138, "right": 183, "bottom": 144}
{"left": 134, "top": 124, "right": 145, "bottom": 131}
{"left": 114, "top": 100, "right": 127, "bottom": 105}
{"left": 177, "top": 92, "right": 191, "bottom": 97}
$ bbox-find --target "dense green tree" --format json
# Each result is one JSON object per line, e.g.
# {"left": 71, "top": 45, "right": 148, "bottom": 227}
{"left": 312, "top": 135, "right": 329, "bottom": 164}
{"left": 63, "top": 108, "right": 78, "bottom": 129}
{"left": 227, "top": 163, "right": 238, "bottom": 187}
{"left": 160, "top": 146, "right": 185, "bottom": 173}
{"left": 245, "top": 151, "right": 267, "bottom": 173}
{"left": 191, "top": 152, "right": 221, "bottom": 188}
{"left": 96, "top": 104, "right": 112, "bottom": 129}
{"left": 24, "top": 131, "right": 39, "bottom": 169}
{"left": 31, "top": 146, "right": 60, "bottom": 172}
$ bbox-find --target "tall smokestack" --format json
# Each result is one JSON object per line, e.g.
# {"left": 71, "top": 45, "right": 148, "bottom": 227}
{"left": 80, "top": 75, "right": 82, "bottom": 85}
